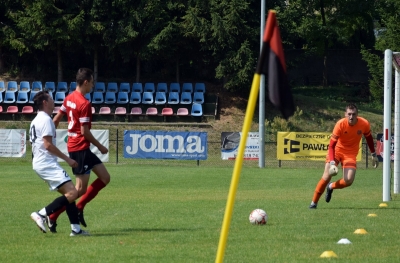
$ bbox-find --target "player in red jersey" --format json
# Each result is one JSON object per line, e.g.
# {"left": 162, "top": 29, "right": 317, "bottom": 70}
{"left": 309, "top": 103, "right": 379, "bottom": 209}
{"left": 48, "top": 68, "right": 111, "bottom": 232}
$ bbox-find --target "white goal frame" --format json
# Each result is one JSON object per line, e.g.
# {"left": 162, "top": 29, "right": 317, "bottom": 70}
{"left": 383, "top": 49, "right": 400, "bottom": 201}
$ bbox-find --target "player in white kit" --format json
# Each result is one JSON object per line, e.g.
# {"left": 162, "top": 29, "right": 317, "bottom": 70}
{"left": 29, "top": 91, "right": 89, "bottom": 236}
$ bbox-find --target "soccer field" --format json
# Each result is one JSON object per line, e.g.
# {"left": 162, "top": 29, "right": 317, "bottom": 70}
{"left": 0, "top": 162, "right": 398, "bottom": 262}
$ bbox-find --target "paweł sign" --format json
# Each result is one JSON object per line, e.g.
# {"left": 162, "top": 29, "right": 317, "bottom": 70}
{"left": 123, "top": 130, "right": 207, "bottom": 160}
{"left": 0, "top": 129, "right": 26, "bottom": 157}
{"left": 277, "top": 132, "right": 362, "bottom": 161}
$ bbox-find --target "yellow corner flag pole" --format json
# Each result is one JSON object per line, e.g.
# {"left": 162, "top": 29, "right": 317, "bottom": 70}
{"left": 215, "top": 74, "right": 261, "bottom": 263}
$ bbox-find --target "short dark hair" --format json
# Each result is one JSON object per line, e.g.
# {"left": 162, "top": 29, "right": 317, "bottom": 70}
{"left": 76, "top": 68, "right": 93, "bottom": 86}
{"left": 346, "top": 103, "right": 358, "bottom": 113}
{"left": 33, "top": 91, "right": 50, "bottom": 111}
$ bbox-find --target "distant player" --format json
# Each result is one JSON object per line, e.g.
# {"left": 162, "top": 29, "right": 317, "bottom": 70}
{"left": 48, "top": 68, "right": 111, "bottom": 232}
{"left": 309, "top": 103, "right": 379, "bottom": 208}
{"left": 29, "top": 91, "right": 89, "bottom": 236}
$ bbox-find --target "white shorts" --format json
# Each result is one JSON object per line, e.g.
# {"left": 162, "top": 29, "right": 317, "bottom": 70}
{"left": 34, "top": 162, "right": 72, "bottom": 191}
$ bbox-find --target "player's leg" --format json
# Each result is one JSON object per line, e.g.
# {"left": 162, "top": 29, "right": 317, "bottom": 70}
{"left": 309, "top": 162, "right": 332, "bottom": 208}
{"left": 65, "top": 201, "right": 90, "bottom": 236}
{"left": 326, "top": 154, "right": 356, "bottom": 203}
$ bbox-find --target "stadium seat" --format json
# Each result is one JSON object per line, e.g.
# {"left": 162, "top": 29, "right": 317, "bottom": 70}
{"left": 54, "top": 92, "right": 66, "bottom": 104}
{"left": 53, "top": 106, "right": 60, "bottom": 114}
{"left": 0, "top": 92, "right": 2, "bottom": 103}
{"left": 7, "top": 105, "right": 18, "bottom": 113}
{"left": 167, "top": 92, "right": 179, "bottom": 104}
{"left": 157, "top": 83, "right": 168, "bottom": 93}
{"left": 6, "top": 81, "right": 18, "bottom": 92}
{"left": 177, "top": 108, "right": 189, "bottom": 116}
{"left": 29, "top": 91, "right": 38, "bottom": 104}
{"left": 19, "top": 81, "right": 30, "bottom": 92}
{"left": 104, "top": 91, "right": 116, "bottom": 104}
{"left": 146, "top": 107, "right": 158, "bottom": 115}
{"left": 44, "top": 82, "right": 56, "bottom": 92}
{"left": 48, "top": 91, "right": 54, "bottom": 100}
{"left": 91, "top": 92, "right": 104, "bottom": 104}
{"left": 94, "top": 82, "right": 106, "bottom": 93}
{"left": 132, "top": 83, "right": 143, "bottom": 93}
{"left": 84, "top": 93, "right": 91, "bottom": 102}
{"left": 191, "top": 103, "right": 203, "bottom": 116}
{"left": 161, "top": 107, "right": 173, "bottom": 116}
{"left": 115, "top": 107, "right": 127, "bottom": 115}
{"left": 194, "top": 82, "right": 206, "bottom": 93}
{"left": 193, "top": 92, "right": 204, "bottom": 104}
{"left": 169, "top": 83, "right": 180, "bottom": 93}
{"left": 130, "top": 107, "right": 142, "bottom": 115}
{"left": 92, "top": 107, "right": 95, "bottom": 114}
{"left": 0, "top": 106, "right": 2, "bottom": 113}
{"left": 142, "top": 92, "right": 154, "bottom": 104}
{"left": 154, "top": 92, "right": 166, "bottom": 105}
{"left": 107, "top": 82, "right": 118, "bottom": 93}
{"left": 4, "top": 91, "right": 16, "bottom": 103}
{"left": 0, "top": 81, "right": 5, "bottom": 92}
{"left": 117, "top": 92, "right": 129, "bottom": 104}
{"left": 22, "top": 106, "right": 34, "bottom": 114}
{"left": 182, "top": 83, "right": 193, "bottom": 93}
{"left": 144, "top": 83, "right": 155, "bottom": 93}
{"left": 129, "top": 92, "right": 141, "bottom": 104}
{"left": 70, "top": 82, "right": 77, "bottom": 92}
{"left": 32, "top": 81, "right": 43, "bottom": 91}
{"left": 99, "top": 107, "right": 111, "bottom": 114}
{"left": 56, "top": 82, "right": 68, "bottom": 93}
{"left": 180, "top": 92, "right": 192, "bottom": 104}
{"left": 16, "top": 91, "right": 29, "bottom": 104}
{"left": 119, "top": 82, "right": 131, "bottom": 93}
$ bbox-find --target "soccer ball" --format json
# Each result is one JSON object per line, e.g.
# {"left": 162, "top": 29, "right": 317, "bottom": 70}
{"left": 249, "top": 209, "right": 267, "bottom": 225}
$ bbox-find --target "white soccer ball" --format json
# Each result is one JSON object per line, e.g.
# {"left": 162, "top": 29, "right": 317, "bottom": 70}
{"left": 249, "top": 209, "right": 268, "bottom": 225}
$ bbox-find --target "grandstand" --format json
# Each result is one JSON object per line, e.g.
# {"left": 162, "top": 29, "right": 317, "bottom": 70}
{"left": 0, "top": 81, "right": 218, "bottom": 122}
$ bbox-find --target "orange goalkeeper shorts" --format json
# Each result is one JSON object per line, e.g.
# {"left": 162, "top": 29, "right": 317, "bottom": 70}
{"left": 325, "top": 151, "right": 357, "bottom": 169}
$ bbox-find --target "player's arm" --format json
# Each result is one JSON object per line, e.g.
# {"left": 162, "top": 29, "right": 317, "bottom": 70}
{"left": 328, "top": 136, "right": 338, "bottom": 162}
{"left": 42, "top": 136, "right": 77, "bottom": 168}
{"left": 53, "top": 111, "right": 66, "bottom": 128}
{"left": 81, "top": 124, "right": 108, "bottom": 154}
{"left": 364, "top": 131, "right": 379, "bottom": 168}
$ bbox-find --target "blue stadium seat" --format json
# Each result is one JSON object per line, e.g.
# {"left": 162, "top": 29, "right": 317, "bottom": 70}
{"left": 0, "top": 81, "right": 5, "bottom": 93}
{"left": 194, "top": 83, "right": 206, "bottom": 93}
{"left": 180, "top": 92, "right": 192, "bottom": 104}
{"left": 16, "top": 91, "right": 29, "bottom": 104}
{"left": 119, "top": 83, "right": 131, "bottom": 93}
{"left": 193, "top": 92, "right": 204, "bottom": 104}
{"left": 57, "top": 82, "right": 68, "bottom": 93}
{"left": 167, "top": 92, "right": 179, "bottom": 104}
{"left": 129, "top": 92, "right": 141, "bottom": 104}
{"left": 19, "top": 81, "right": 30, "bottom": 92}
{"left": 91, "top": 92, "right": 104, "bottom": 104}
{"left": 54, "top": 92, "right": 66, "bottom": 104}
{"left": 191, "top": 103, "right": 203, "bottom": 116}
{"left": 84, "top": 93, "right": 91, "bottom": 102}
{"left": 154, "top": 92, "right": 166, "bottom": 105}
{"left": 32, "top": 81, "right": 43, "bottom": 91}
{"left": 45, "top": 82, "right": 56, "bottom": 92}
{"left": 3, "top": 91, "right": 16, "bottom": 103}
{"left": 107, "top": 82, "right": 118, "bottom": 93}
{"left": 70, "top": 82, "right": 77, "bottom": 92}
{"left": 157, "top": 83, "right": 168, "bottom": 93}
{"left": 0, "top": 91, "right": 3, "bottom": 103}
{"left": 182, "top": 83, "right": 193, "bottom": 93}
{"left": 29, "top": 91, "right": 38, "bottom": 104}
{"left": 144, "top": 83, "right": 155, "bottom": 93}
{"left": 7, "top": 81, "right": 18, "bottom": 93}
{"left": 104, "top": 91, "right": 116, "bottom": 104}
{"left": 142, "top": 92, "right": 154, "bottom": 104}
{"left": 94, "top": 82, "right": 106, "bottom": 93}
{"left": 132, "top": 83, "right": 143, "bottom": 93}
{"left": 117, "top": 92, "right": 129, "bottom": 104}
{"left": 169, "top": 83, "right": 180, "bottom": 93}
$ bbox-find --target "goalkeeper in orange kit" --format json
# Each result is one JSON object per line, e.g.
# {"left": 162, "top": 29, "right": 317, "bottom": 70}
{"left": 309, "top": 103, "right": 379, "bottom": 209}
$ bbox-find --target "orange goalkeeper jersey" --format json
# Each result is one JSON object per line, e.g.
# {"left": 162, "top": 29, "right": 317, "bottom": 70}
{"left": 331, "top": 117, "right": 371, "bottom": 155}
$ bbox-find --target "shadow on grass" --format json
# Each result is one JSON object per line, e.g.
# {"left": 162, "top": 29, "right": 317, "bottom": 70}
{"left": 92, "top": 227, "right": 202, "bottom": 236}
{"left": 320, "top": 207, "right": 400, "bottom": 210}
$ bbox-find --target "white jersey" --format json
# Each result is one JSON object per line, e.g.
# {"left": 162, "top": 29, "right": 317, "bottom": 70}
{"left": 29, "top": 111, "right": 58, "bottom": 170}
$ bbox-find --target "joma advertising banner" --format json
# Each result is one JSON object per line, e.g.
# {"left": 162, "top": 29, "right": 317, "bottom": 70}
{"left": 277, "top": 132, "right": 362, "bottom": 161}
{"left": 56, "top": 129, "right": 109, "bottom": 162}
{"left": 123, "top": 130, "right": 207, "bottom": 160}
{"left": 0, "top": 129, "right": 26, "bottom": 157}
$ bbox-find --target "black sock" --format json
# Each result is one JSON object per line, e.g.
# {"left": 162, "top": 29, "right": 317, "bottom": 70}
{"left": 65, "top": 201, "right": 80, "bottom": 225}
{"left": 45, "top": 195, "right": 69, "bottom": 216}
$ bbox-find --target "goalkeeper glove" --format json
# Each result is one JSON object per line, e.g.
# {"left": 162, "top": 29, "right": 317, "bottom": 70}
{"left": 328, "top": 161, "right": 338, "bottom": 176}
{"left": 371, "top": 152, "right": 379, "bottom": 168}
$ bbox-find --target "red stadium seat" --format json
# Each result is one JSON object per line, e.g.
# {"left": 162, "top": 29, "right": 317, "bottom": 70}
{"left": 21, "top": 106, "right": 34, "bottom": 114}
{"left": 115, "top": 107, "right": 127, "bottom": 115}
{"left": 130, "top": 107, "right": 142, "bottom": 115}
{"left": 177, "top": 108, "right": 188, "bottom": 116}
{"left": 161, "top": 107, "right": 173, "bottom": 116}
{"left": 99, "top": 107, "right": 111, "bottom": 114}
{"left": 7, "top": 106, "right": 18, "bottom": 113}
{"left": 146, "top": 107, "right": 158, "bottom": 115}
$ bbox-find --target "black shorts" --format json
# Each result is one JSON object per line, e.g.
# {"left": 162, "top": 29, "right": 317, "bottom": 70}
{"left": 69, "top": 148, "right": 102, "bottom": 175}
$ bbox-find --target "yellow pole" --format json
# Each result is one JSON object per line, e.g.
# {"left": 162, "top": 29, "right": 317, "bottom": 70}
{"left": 215, "top": 74, "right": 261, "bottom": 263}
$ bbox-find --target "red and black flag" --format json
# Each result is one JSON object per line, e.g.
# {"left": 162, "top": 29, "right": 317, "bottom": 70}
{"left": 256, "top": 10, "right": 295, "bottom": 120}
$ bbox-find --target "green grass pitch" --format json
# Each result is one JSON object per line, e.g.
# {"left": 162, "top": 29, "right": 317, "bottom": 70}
{"left": 0, "top": 162, "right": 398, "bottom": 262}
